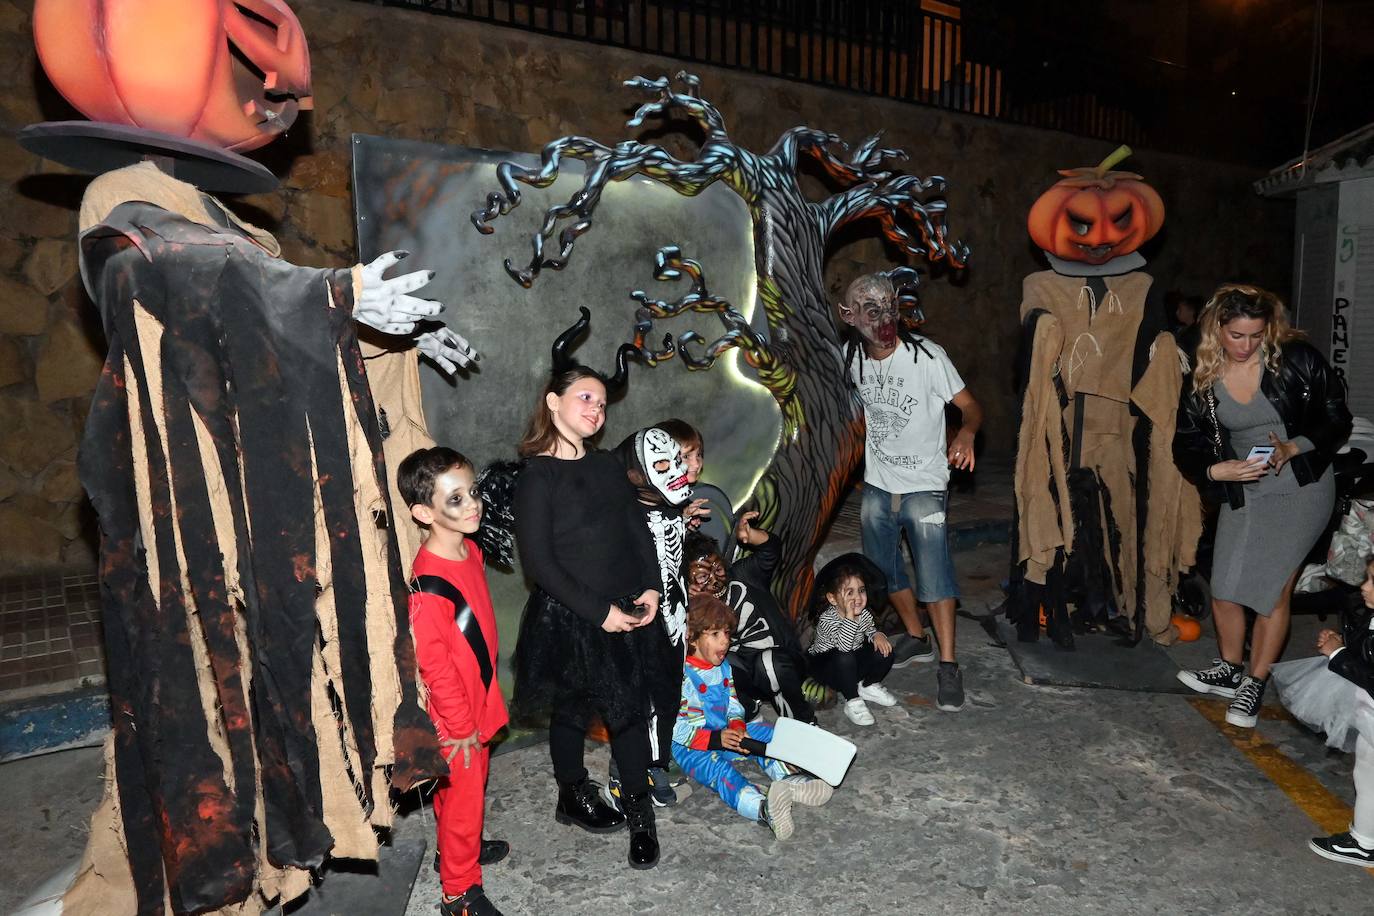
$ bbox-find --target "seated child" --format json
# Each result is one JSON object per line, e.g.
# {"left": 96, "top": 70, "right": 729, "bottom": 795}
{"left": 684, "top": 519, "right": 817, "bottom": 725}
{"left": 1273, "top": 555, "right": 1374, "bottom": 867}
{"left": 399, "top": 447, "right": 509, "bottom": 916}
{"left": 672, "top": 594, "right": 833, "bottom": 839}
{"left": 808, "top": 561, "right": 897, "bottom": 727}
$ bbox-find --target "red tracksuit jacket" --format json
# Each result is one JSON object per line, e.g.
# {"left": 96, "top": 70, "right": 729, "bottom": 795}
{"left": 409, "top": 544, "right": 509, "bottom": 743}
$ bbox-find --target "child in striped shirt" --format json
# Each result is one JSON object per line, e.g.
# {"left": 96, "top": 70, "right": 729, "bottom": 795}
{"left": 672, "top": 594, "right": 833, "bottom": 839}
{"left": 808, "top": 562, "right": 897, "bottom": 726}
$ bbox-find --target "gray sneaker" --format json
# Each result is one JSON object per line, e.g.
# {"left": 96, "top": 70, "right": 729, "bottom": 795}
{"left": 891, "top": 633, "right": 936, "bottom": 668}
{"left": 647, "top": 766, "right": 690, "bottom": 807}
{"left": 936, "top": 662, "right": 965, "bottom": 712}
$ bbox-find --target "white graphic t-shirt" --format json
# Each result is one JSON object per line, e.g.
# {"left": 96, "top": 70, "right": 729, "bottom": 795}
{"left": 850, "top": 337, "right": 965, "bottom": 494}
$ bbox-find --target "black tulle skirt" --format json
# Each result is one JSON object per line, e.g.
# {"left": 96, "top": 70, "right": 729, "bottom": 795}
{"left": 512, "top": 590, "right": 678, "bottom": 733}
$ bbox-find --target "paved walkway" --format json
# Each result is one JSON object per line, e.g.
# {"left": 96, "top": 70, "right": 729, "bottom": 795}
{"left": 4, "top": 466, "right": 1370, "bottom": 915}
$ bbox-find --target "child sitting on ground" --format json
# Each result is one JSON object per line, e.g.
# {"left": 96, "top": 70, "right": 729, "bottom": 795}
{"left": 1273, "top": 554, "right": 1374, "bottom": 867}
{"left": 399, "top": 447, "right": 509, "bottom": 916}
{"left": 684, "top": 519, "right": 817, "bottom": 725}
{"left": 672, "top": 594, "right": 833, "bottom": 839}
{"left": 808, "top": 561, "right": 897, "bottom": 727}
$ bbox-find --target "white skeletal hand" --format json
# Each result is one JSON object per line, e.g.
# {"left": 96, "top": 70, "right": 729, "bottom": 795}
{"left": 354, "top": 250, "right": 443, "bottom": 336}
{"left": 416, "top": 326, "right": 478, "bottom": 375}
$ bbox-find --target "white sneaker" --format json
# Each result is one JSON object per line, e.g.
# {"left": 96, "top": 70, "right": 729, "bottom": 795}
{"left": 858, "top": 682, "right": 898, "bottom": 707}
{"left": 843, "top": 697, "right": 875, "bottom": 726}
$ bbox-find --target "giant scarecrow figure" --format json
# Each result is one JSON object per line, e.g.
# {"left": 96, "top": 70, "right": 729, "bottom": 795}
{"left": 1011, "top": 146, "right": 1200, "bottom": 648}
{"left": 18, "top": 1, "right": 472, "bottom": 912}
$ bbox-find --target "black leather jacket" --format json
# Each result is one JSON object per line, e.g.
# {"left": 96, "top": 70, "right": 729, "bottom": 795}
{"left": 1330, "top": 604, "right": 1374, "bottom": 696}
{"left": 1173, "top": 339, "right": 1352, "bottom": 509}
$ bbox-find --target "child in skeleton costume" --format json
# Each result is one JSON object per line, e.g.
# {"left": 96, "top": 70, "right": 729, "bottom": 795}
{"left": 607, "top": 427, "right": 695, "bottom": 808}
{"left": 1010, "top": 146, "right": 1200, "bottom": 649}
{"left": 684, "top": 521, "right": 817, "bottom": 725}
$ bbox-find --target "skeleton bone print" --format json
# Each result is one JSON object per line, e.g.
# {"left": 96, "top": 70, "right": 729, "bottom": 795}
{"left": 648, "top": 508, "right": 689, "bottom": 649}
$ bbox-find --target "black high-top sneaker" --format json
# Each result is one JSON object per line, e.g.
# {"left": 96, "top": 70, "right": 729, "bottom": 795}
{"left": 1225, "top": 674, "right": 1267, "bottom": 728}
{"left": 622, "top": 790, "right": 660, "bottom": 869}
{"left": 555, "top": 777, "right": 625, "bottom": 833}
{"left": 1177, "top": 658, "right": 1244, "bottom": 699}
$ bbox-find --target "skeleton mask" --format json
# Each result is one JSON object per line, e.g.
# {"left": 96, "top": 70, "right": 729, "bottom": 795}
{"left": 688, "top": 554, "right": 728, "bottom": 600}
{"left": 638, "top": 428, "right": 692, "bottom": 506}
{"left": 840, "top": 277, "right": 899, "bottom": 349}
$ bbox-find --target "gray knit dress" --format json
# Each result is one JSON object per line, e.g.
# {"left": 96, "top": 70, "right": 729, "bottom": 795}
{"left": 1211, "top": 384, "right": 1335, "bottom": 615}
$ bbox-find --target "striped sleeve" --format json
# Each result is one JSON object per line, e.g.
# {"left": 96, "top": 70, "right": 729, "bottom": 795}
{"left": 809, "top": 608, "right": 868, "bottom": 654}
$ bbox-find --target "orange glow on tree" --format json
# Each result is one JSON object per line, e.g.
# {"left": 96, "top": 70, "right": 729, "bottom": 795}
{"left": 1027, "top": 145, "right": 1165, "bottom": 265}
{"left": 33, "top": 0, "right": 313, "bottom": 152}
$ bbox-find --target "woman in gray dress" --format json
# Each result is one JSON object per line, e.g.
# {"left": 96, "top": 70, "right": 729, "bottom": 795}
{"left": 1174, "top": 285, "right": 1352, "bottom": 728}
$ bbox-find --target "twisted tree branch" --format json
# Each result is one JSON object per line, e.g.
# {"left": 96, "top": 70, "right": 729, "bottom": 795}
{"left": 470, "top": 73, "right": 741, "bottom": 287}
{"left": 824, "top": 173, "right": 970, "bottom": 269}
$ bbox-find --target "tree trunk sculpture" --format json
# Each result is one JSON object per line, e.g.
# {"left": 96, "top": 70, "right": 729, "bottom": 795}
{"left": 473, "top": 72, "right": 969, "bottom": 616}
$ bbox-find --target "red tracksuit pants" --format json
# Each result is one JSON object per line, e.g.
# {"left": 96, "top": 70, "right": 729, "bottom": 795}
{"left": 433, "top": 743, "right": 490, "bottom": 896}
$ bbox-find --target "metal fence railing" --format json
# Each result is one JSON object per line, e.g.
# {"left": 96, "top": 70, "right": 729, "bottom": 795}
{"left": 357, "top": 0, "right": 1194, "bottom": 152}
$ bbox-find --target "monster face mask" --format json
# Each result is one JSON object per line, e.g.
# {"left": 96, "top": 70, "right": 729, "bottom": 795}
{"left": 638, "top": 427, "right": 693, "bottom": 506}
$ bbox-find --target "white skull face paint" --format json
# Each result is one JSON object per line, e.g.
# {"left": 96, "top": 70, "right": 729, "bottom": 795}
{"left": 638, "top": 427, "right": 692, "bottom": 506}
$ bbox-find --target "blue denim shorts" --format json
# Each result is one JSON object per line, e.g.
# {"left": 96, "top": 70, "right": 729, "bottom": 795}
{"left": 859, "top": 485, "right": 959, "bottom": 602}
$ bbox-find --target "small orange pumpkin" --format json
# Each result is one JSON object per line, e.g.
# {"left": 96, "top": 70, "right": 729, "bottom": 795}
{"left": 33, "top": 0, "right": 312, "bottom": 153}
{"left": 1171, "top": 614, "right": 1202, "bottom": 642}
{"left": 1027, "top": 145, "right": 1165, "bottom": 266}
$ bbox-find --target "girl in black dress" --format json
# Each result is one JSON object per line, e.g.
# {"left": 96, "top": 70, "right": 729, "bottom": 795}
{"left": 511, "top": 313, "right": 666, "bottom": 870}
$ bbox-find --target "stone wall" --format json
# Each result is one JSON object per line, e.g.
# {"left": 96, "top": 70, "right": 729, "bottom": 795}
{"left": 0, "top": 0, "right": 1292, "bottom": 574}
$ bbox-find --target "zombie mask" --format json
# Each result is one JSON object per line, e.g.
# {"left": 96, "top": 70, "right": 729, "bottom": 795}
{"left": 839, "top": 277, "right": 899, "bottom": 349}
{"left": 687, "top": 553, "right": 728, "bottom": 600}
{"left": 638, "top": 427, "right": 692, "bottom": 506}
{"left": 1027, "top": 145, "right": 1165, "bottom": 267}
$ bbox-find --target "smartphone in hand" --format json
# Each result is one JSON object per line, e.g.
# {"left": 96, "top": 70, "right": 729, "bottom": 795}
{"left": 1244, "top": 445, "right": 1275, "bottom": 464}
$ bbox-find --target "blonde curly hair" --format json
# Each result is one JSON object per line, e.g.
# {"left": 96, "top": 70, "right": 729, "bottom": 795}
{"left": 1190, "top": 284, "right": 1303, "bottom": 393}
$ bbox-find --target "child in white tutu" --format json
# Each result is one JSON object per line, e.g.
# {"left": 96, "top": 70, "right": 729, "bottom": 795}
{"left": 1271, "top": 555, "right": 1374, "bottom": 866}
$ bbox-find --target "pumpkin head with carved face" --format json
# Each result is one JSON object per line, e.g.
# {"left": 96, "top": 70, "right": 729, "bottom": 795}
{"left": 1028, "top": 145, "right": 1165, "bottom": 266}
{"left": 33, "top": 0, "right": 312, "bottom": 153}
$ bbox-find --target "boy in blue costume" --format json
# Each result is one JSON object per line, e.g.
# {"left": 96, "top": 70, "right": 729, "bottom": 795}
{"left": 672, "top": 594, "right": 833, "bottom": 839}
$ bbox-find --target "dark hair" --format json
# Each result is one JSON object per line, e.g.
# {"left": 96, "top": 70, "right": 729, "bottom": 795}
{"left": 819, "top": 562, "right": 867, "bottom": 602}
{"left": 687, "top": 593, "right": 737, "bottom": 645}
{"left": 397, "top": 446, "right": 473, "bottom": 509}
{"left": 655, "top": 418, "right": 703, "bottom": 454}
{"left": 684, "top": 531, "right": 723, "bottom": 569}
{"left": 517, "top": 367, "right": 606, "bottom": 458}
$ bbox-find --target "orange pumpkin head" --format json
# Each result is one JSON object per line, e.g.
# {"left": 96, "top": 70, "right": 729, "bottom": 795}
{"left": 33, "top": 0, "right": 312, "bottom": 153}
{"left": 1027, "top": 145, "right": 1165, "bottom": 266}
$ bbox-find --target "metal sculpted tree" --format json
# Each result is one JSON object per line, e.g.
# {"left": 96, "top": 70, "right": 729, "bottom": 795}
{"left": 473, "top": 72, "right": 969, "bottom": 615}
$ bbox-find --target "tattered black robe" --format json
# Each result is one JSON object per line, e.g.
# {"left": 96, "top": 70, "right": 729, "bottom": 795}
{"left": 67, "top": 163, "right": 443, "bottom": 915}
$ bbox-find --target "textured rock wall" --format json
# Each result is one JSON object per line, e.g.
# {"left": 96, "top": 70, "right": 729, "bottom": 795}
{"left": 0, "top": 0, "right": 1291, "bottom": 573}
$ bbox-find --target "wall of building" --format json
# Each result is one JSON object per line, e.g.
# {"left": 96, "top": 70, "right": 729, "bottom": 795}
{"left": 0, "top": 0, "right": 1292, "bottom": 573}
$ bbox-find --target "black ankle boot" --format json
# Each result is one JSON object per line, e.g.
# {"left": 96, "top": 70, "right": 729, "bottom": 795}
{"left": 623, "top": 790, "right": 659, "bottom": 870}
{"left": 555, "top": 778, "right": 625, "bottom": 833}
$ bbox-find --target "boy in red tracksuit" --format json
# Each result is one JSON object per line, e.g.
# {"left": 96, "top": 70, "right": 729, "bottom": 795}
{"left": 399, "top": 446, "right": 509, "bottom": 916}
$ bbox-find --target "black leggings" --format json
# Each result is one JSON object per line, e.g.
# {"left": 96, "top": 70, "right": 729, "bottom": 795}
{"left": 549, "top": 705, "right": 650, "bottom": 796}
{"left": 810, "top": 645, "right": 894, "bottom": 701}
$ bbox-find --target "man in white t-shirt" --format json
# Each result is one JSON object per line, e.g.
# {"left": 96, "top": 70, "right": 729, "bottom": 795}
{"left": 839, "top": 273, "right": 983, "bottom": 711}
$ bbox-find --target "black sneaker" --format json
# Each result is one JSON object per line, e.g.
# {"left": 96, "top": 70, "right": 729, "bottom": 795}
{"left": 1225, "top": 675, "right": 1267, "bottom": 728}
{"left": 433, "top": 839, "right": 509, "bottom": 874}
{"left": 1310, "top": 831, "right": 1374, "bottom": 867}
{"left": 647, "top": 766, "right": 691, "bottom": 807}
{"left": 891, "top": 633, "right": 936, "bottom": 668}
{"left": 441, "top": 883, "right": 502, "bottom": 916}
{"left": 936, "top": 661, "right": 965, "bottom": 712}
{"left": 1177, "top": 658, "right": 1243, "bottom": 699}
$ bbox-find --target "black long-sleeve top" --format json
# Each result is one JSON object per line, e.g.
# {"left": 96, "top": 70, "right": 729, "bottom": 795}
{"left": 514, "top": 450, "right": 661, "bottom": 625}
